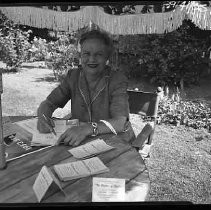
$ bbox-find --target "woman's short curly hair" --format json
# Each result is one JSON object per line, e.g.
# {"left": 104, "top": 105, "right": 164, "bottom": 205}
{"left": 79, "top": 29, "right": 114, "bottom": 57}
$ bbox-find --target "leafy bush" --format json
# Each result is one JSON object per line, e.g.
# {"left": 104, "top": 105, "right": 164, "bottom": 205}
{"left": 0, "top": 11, "right": 32, "bottom": 71}
{"left": 157, "top": 91, "right": 211, "bottom": 132}
{"left": 118, "top": 20, "right": 207, "bottom": 89}
{"left": 45, "top": 32, "right": 79, "bottom": 81}
{"left": 28, "top": 37, "right": 48, "bottom": 62}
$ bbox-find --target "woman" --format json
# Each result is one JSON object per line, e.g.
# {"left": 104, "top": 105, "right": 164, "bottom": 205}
{"left": 37, "top": 29, "right": 132, "bottom": 146}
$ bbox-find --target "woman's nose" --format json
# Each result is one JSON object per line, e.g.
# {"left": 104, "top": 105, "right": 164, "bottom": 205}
{"left": 88, "top": 55, "right": 96, "bottom": 62}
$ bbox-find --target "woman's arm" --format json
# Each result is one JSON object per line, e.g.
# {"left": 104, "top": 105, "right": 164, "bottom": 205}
{"left": 57, "top": 71, "right": 129, "bottom": 146}
{"left": 37, "top": 70, "right": 73, "bottom": 133}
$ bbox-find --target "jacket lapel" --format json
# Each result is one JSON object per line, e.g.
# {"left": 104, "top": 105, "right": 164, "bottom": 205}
{"left": 78, "top": 70, "right": 91, "bottom": 107}
{"left": 78, "top": 67, "right": 110, "bottom": 121}
{"left": 91, "top": 70, "right": 109, "bottom": 104}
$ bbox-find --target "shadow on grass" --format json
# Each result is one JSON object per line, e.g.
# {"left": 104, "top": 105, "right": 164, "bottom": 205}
{"left": 34, "top": 76, "right": 58, "bottom": 83}
{"left": 0, "top": 68, "right": 18, "bottom": 74}
{"left": 21, "top": 64, "right": 47, "bottom": 69}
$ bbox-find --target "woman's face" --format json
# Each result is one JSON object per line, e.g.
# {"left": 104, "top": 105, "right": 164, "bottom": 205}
{"left": 81, "top": 38, "right": 108, "bottom": 76}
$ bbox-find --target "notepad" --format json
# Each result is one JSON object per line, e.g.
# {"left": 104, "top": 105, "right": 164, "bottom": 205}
{"left": 53, "top": 157, "right": 109, "bottom": 181}
{"left": 68, "top": 139, "right": 115, "bottom": 159}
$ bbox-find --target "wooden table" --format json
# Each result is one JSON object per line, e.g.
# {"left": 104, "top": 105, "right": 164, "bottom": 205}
{"left": 0, "top": 116, "right": 150, "bottom": 203}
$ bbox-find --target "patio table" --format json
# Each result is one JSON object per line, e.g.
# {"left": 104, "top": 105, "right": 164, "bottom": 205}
{"left": 0, "top": 116, "right": 150, "bottom": 203}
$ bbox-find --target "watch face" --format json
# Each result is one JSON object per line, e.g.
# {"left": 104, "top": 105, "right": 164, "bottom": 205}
{"left": 91, "top": 122, "right": 98, "bottom": 136}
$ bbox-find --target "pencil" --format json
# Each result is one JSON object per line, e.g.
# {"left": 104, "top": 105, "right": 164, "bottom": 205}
{"left": 42, "top": 114, "right": 57, "bottom": 136}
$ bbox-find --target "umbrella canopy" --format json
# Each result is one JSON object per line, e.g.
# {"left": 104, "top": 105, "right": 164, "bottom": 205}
{"left": 0, "top": 2, "right": 211, "bottom": 35}
{"left": 0, "top": 4, "right": 189, "bottom": 35}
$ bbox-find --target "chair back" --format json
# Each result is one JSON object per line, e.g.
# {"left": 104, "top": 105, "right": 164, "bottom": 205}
{"left": 127, "top": 89, "right": 160, "bottom": 118}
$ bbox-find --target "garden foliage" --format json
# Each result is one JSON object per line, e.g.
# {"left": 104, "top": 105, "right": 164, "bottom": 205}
{"left": 0, "top": 11, "right": 31, "bottom": 71}
{"left": 118, "top": 20, "right": 207, "bottom": 89}
{"left": 28, "top": 37, "right": 48, "bottom": 62}
{"left": 157, "top": 90, "right": 211, "bottom": 132}
{"left": 45, "top": 32, "right": 79, "bottom": 81}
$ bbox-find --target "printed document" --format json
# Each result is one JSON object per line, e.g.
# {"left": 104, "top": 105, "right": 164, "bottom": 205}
{"left": 53, "top": 157, "right": 109, "bottom": 181}
{"left": 92, "top": 177, "right": 125, "bottom": 202}
{"left": 68, "top": 139, "right": 114, "bottom": 159}
{"left": 33, "top": 165, "right": 64, "bottom": 202}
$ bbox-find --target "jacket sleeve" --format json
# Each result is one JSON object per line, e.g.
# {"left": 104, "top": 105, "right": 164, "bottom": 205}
{"left": 46, "top": 70, "right": 72, "bottom": 108}
{"left": 109, "top": 71, "right": 129, "bottom": 120}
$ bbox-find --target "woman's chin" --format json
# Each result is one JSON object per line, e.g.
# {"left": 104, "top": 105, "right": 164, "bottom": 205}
{"left": 84, "top": 67, "right": 102, "bottom": 75}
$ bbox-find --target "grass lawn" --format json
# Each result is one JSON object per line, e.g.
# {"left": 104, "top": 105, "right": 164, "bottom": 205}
{"left": 1, "top": 61, "right": 211, "bottom": 204}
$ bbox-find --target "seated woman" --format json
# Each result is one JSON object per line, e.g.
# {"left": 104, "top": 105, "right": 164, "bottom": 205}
{"left": 37, "top": 29, "right": 134, "bottom": 146}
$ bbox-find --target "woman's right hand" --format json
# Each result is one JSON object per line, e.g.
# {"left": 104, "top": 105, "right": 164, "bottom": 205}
{"left": 37, "top": 115, "right": 55, "bottom": 133}
{"left": 37, "top": 100, "right": 56, "bottom": 133}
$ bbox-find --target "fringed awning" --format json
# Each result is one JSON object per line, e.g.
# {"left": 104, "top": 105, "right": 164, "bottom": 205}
{"left": 0, "top": 5, "right": 187, "bottom": 35}
{"left": 0, "top": 2, "right": 210, "bottom": 35}
{"left": 184, "top": 1, "right": 211, "bottom": 30}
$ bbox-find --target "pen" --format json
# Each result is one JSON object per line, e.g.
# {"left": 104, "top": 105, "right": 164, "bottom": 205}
{"left": 42, "top": 114, "right": 57, "bottom": 136}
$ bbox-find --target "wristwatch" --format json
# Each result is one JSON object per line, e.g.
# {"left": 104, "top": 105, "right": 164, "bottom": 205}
{"left": 91, "top": 122, "right": 98, "bottom": 136}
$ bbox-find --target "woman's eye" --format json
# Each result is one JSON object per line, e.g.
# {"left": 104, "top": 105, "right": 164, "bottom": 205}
{"left": 82, "top": 52, "right": 89, "bottom": 56}
{"left": 96, "top": 53, "right": 103, "bottom": 57}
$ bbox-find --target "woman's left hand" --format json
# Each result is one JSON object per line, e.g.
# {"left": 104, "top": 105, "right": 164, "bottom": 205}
{"left": 56, "top": 124, "right": 91, "bottom": 146}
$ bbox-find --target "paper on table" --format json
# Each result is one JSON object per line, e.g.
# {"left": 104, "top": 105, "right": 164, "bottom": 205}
{"left": 32, "top": 166, "right": 55, "bottom": 202}
{"left": 33, "top": 165, "right": 64, "bottom": 202}
{"left": 92, "top": 177, "right": 126, "bottom": 202}
{"left": 54, "top": 157, "right": 109, "bottom": 181}
{"left": 16, "top": 118, "right": 69, "bottom": 146}
{"left": 68, "top": 139, "right": 114, "bottom": 159}
{"left": 31, "top": 132, "right": 58, "bottom": 146}
{"left": 82, "top": 157, "right": 109, "bottom": 174}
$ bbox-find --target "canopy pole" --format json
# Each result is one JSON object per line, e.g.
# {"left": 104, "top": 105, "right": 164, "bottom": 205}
{"left": 0, "top": 72, "right": 6, "bottom": 170}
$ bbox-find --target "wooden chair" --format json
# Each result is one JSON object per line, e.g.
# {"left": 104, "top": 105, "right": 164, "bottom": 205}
{"left": 127, "top": 89, "right": 161, "bottom": 155}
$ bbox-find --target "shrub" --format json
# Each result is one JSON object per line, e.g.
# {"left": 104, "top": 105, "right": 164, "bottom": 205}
{"left": 157, "top": 90, "right": 211, "bottom": 132}
{"left": 0, "top": 11, "right": 32, "bottom": 71}
{"left": 118, "top": 20, "right": 207, "bottom": 90}
{"left": 28, "top": 37, "right": 48, "bottom": 62}
{"left": 45, "top": 32, "right": 79, "bottom": 81}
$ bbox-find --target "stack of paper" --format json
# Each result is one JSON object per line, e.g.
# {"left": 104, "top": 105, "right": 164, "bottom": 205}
{"left": 53, "top": 157, "right": 109, "bottom": 181}
{"left": 68, "top": 139, "right": 115, "bottom": 159}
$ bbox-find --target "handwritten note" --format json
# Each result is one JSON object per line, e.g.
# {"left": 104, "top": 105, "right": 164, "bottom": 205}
{"left": 68, "top": 139, "right": 114, "bottom": 159}
{"left": 31, "top": 133, "right": 58, "bottom": 146}
{"left": 53, "top": 157, "right": 109, "bottom": 181}
{"left": 92, "top": 177, "right": 126, "bottom": 202}
{"left": 32, "top": 165, "right": 63, "bottom": 202}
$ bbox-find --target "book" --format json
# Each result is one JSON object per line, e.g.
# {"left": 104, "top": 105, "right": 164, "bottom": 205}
{"left": 4, "top": 133, "right": 53, "bottom": 162}
{"left": 53, "top": 157, "right": 109, "bottom": 181}
{"left": 68, "top": 138, "right": 115, "bottom": 159}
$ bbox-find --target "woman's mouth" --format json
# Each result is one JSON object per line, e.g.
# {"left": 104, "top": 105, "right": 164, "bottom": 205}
{"left": 87, "top": 64, "right": 98, "bottom": 68}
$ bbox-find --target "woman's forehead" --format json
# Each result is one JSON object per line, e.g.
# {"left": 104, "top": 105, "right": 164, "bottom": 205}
{"left": 81, "top": 38, "right": 107, "bottom": 51}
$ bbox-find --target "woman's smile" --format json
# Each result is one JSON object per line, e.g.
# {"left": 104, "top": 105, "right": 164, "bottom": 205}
{"left": 87, "top": 64, "right": 99, "bottom": 68}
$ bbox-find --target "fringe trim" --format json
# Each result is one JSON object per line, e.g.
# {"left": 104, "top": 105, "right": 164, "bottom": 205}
{"left": 184, "top": 1, "right": 211, "bottom": 30}
{"left": 0, "top": 5, "right": 202, "bottom": 34}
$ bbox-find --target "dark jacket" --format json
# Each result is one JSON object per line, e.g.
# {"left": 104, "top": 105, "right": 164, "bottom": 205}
{"left": 47, "top": 66, "right": 130, "bottom": 123}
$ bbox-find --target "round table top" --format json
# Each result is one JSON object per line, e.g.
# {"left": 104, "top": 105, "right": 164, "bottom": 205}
{"left": 0, "top": 116, "right": 150, "bottom": 203}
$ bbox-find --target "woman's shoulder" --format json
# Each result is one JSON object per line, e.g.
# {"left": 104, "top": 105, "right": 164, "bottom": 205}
{"left": 66, "top": 67, "right": 81, "bottom": 78}
{"left": 108, "top": 67, "right": 128, "bottom": 83}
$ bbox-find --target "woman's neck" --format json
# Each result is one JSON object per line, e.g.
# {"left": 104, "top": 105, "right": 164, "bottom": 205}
{"left": 84, "top": 71, "right": 103, "bottom": 84}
